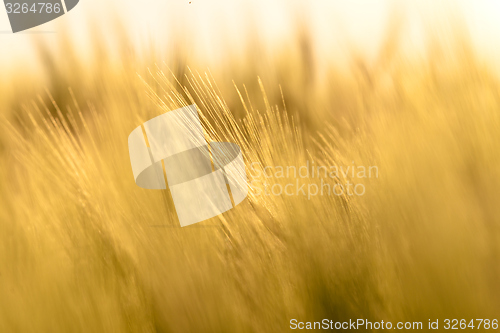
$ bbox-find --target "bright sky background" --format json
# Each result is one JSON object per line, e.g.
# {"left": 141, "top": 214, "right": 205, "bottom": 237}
{"left": 1, "top": 0, "right": 500, "bottom": 79}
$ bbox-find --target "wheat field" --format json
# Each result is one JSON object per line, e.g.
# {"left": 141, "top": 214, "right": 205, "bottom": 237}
{"left": 1, "top": 3, "right": 500, "bottom": 332}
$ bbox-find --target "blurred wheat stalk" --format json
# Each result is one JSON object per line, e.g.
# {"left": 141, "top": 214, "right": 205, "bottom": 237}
{"left": 1, "top": 7, "right": 500, "bottom": 333}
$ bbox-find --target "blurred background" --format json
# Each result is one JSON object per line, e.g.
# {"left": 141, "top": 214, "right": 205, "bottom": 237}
{"left": 1, "top": 0, "right": 500, "bottom": 332}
